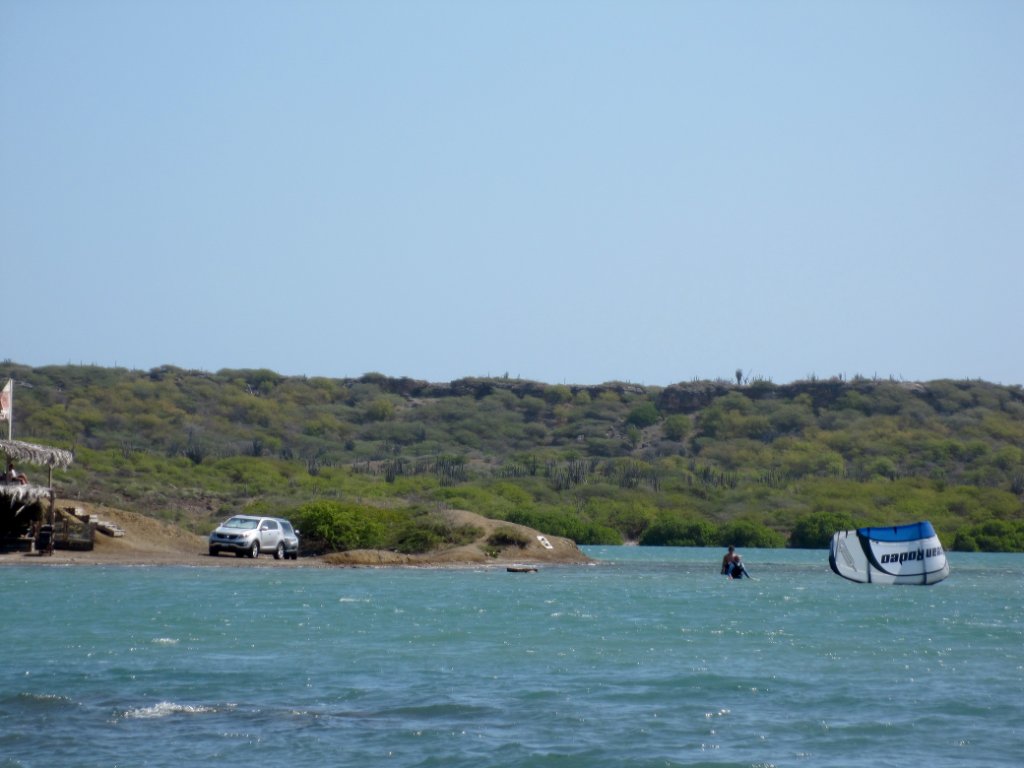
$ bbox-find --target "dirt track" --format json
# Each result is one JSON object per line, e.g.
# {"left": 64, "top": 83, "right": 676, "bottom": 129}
{"left": 0, "top": 503, "right": 591, "bottom": 568}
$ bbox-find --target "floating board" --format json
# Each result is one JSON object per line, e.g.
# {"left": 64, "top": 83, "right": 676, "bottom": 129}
{"left": 829, "top": 521, "right": 949, "bottom": 585}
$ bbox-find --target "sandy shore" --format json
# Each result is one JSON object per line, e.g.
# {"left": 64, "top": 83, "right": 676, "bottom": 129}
{"left": 0, "top": 503, "right": 592, "bottom": 568}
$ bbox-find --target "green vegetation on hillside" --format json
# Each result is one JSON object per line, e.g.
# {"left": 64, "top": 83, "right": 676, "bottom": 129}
{"left": 3, "top": 363, "right": 1023, "bottom": 551}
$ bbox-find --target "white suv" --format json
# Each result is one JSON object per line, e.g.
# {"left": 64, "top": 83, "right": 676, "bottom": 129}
{"left": 208, "top": 515, "right": 299, "bottom": 559}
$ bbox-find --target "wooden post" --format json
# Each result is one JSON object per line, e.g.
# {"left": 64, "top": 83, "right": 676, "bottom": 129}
{"left": 48, "top": 489, "right": 55, "bottom": 554}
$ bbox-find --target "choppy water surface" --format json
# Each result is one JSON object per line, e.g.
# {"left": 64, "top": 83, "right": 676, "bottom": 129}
{"left": 1, "top": 548, "right": 1021, "bottom": 767}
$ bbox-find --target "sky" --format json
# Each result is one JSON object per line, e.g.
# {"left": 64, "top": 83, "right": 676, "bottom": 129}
{"left": 2, "top": 1, "right": 1022, "bottom": 387}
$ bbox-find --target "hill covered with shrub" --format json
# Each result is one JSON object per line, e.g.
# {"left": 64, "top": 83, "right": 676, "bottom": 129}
{"left": 3, "top": 362, "right": 1023, "bottom": 551}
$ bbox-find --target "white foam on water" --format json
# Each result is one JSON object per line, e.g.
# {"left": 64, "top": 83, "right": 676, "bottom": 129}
{"left": 123, "top": 701, "right": 217, "bottom": 719}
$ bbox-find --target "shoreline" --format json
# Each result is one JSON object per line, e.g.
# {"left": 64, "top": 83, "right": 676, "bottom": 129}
{"left": 0, "top": 503, "right": 592, "bottom": 569}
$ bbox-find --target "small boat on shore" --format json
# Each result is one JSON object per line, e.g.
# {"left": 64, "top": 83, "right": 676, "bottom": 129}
{"left": 829, "top": 520, "right": 949, "bottom": 585}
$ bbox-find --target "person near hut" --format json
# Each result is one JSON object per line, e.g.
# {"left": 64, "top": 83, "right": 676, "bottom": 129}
{"left": 4, "top": 459, "right": 28, "bottom": 485}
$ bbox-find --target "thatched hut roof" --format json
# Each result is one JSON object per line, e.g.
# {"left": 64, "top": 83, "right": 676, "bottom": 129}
{"left": 0, "top": 482, "right": 53, "bottom": 503}
{"left": 0, "top": 439, "right": 74, "bottom": 469}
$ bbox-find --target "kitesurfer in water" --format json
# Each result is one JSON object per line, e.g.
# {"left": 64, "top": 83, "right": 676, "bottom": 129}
{"left": 721, "top": 545, "right": 748, "bottom": 579}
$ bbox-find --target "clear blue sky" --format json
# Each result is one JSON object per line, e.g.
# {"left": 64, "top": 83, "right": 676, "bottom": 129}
{"left": 3, "top": 1, "right": 1022, "bottom": 386}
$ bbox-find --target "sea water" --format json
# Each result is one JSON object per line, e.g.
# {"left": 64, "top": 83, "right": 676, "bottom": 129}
{"left": 1, "top": 548, "right": 1021, "bottom": 768}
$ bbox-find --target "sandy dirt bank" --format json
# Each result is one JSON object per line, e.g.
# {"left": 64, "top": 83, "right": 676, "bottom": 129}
{"left": 0, "top": 502, "right": 591, "bottom": 568}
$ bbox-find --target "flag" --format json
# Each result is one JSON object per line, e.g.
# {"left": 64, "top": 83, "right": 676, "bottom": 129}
{"left": 0, "top": 379, "right": 10, "bottom": 422}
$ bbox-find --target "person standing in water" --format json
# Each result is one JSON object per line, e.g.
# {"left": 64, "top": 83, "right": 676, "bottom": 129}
{"left": 721, "top": 545, "right": 747, "bottom": 578}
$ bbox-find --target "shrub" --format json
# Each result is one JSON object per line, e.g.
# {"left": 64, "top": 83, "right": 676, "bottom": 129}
{"left": 663, "top": 414, "right": 689, "bottom": 441}
{"left": 292, "top": 501, "right": 389, "bottom": 552}
{"left": 626, "top": 403, "right": 660, "bottom": 428}
{"left": 393, "top": 518, "right": 482, "bottom": 554}
{"left": 640, "top": 517, "right": 716, "bottom": 546}
{"left": 487, "top": 527, "right": 530, "bottom": 549}
{"left": 544, "top": 385, "right": 572, "bottom": 405}
{"left": 393, "top": 525, "right": 444, "bottom": 554}
{"left": 716, "top": 519, "right": 785, "bottom": 548}
{"left": 789, "top": 511, "right": 857, "bottom": 548}
{"left": 951, "top": 519, "right": 1024, "bottom": 552}
{"left": 365, "top": 398, "right": 396, "bottom": 422}
{"left": 502, "top": 509, "right": 620, "bottom": 545}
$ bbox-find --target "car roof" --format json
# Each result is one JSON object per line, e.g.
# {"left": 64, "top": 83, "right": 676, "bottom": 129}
{"left": 226, "top": 514, "right": 294, "bottom": 526}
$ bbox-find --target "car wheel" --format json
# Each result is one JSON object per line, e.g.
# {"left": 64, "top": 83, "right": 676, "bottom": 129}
{"left": 290, "top": 551, "right": 299, "bottom": 560}
{"left": 209, "top": 547, "right": 219, "bottom": 557}
{"left": 249, "top": 541, "right": 260, "bottom": 559}
{"left": 274, "top": 542, "right": 285, "bottom": 560}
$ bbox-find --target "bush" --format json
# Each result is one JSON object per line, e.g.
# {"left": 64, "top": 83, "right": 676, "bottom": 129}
{"left": 544, "top": 385, "right": 572, "bottom": 405}
{"left": 292, "top": 501, "right": 389, "bottom": 552}
{"left": 640, "top": 517, "right": 716, "bottom": 547}
{"left": 626, "top": 403, "right": 660, "bottom": 428}
{"left": 951, "top": 519, "right": 1024, "bottom": 552}
{"left": 789, "top": 511, "right": 857, "bottom": 549}
{"left": 365, "top": 398, "right": 396, "bottom": 422}
{"left": 502, "top": 509, "right": 621, "bottom": 545}
{"left": 393, "top": 525, "right": 444, "bottom": 554}
{"left": 393, "top": 518, "right": 482, "bottom": 554}
{"left": 487, "top": 527, "right": 530, "bottom": 549}
{"left": 716, "top": 519, "right": 785, "bottom": 548}
{"left": 663, "top": 414, "right": 689, "bottom": 441}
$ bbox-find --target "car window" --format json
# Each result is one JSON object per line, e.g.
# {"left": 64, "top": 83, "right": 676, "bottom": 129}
{"left": 225, "top": 518, "right": 258, "bottom": 530}
{"left": 280, "top": 522, "right": 293, "bottom": 534}
{"left": 262, "top": 520, "right": 279, "bottom": 530}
